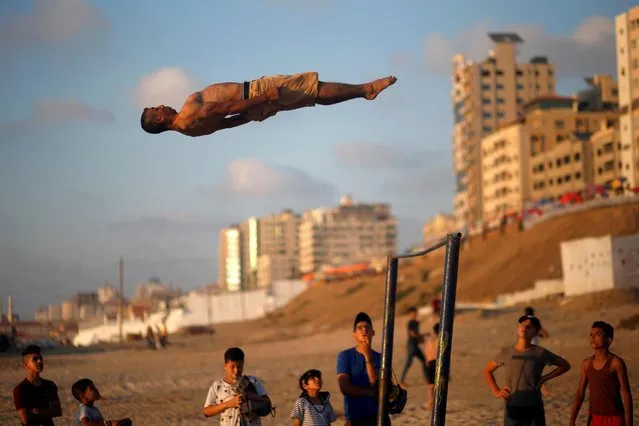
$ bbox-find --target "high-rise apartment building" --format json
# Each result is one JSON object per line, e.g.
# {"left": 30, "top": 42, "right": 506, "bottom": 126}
{"left": 480, "top": 77, "right": 618, "bottom": 220}
{"left": 615, "top": 6, "right": 639, "bottom": 188}
{"left": 218, "top": 225, "right": 243, "bottom": 292}
{"left": 452, "top": 33, "right": 556, "bottom": 226}
{"left": 239, "top": 217, "right": 260, "bottom": 289}
{"left": 298, "top": 195, "right": 396, "bottom": 274}
{"left": 221, "top": 210, "right": 301, "bottom": 290}
{"left": 255, "top": 209, "right": 300, "bottom": 287}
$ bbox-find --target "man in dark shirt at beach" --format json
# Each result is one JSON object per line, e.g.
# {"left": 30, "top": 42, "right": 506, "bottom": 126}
{"left": 13, "top": 345, "right": 62, "bottom": 425}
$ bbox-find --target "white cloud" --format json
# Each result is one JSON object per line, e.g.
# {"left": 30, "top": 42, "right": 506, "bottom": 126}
{"left": 423, "top": 16, "right": 615, "bottom": 78}
{"left": 0, "top": 0, "right": 109, "bottom": 46}
{"left": 0, "top": 99, "right": 114, "bottom": 132}
{"left": 333, "top": 142, "right": 447, "bottom": 169}
{"left": 132, "top": 68, "right": 200, "bottom": 109}
{"left": 33, "top": 99, "right": 115, "bottom": 123}
{"left": 214, "top": 157, "right": 336, "bottom": 197}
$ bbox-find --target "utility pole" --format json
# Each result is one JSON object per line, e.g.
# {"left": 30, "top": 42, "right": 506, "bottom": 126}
{"left": 118, "top": 257, "right": 124, "bottom": 344}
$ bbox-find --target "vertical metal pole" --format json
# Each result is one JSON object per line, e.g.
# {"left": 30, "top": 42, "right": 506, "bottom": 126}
{"left": 118, "top": 257, "right": 124, "bottom": 345}
{"left": 431, "top": 233, "right": 462, "bottom": 426}
{"left": 377, "top": 255, "right": 399, "bottom": 426}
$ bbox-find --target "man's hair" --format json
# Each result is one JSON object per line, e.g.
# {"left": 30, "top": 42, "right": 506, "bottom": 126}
{"left": 224, "top": 347, "right": 245, "bottom": 363}
{"left": 518, "top": 314, "right": 541, "bottom": 331}
{"left": 592, "top": 321, "right": 614, "bottom": 339}
{"left": 433, "top": 323, "right": 440, "bottom": 334}
{"left": 140, "top": 109, "right": 168, "bottom": 134}
{"left": 21, "top": 345, "right": 41, "bottom": 357}
{"left": 299, "top": 369, "right": 322, "bottom": 392}
{"left": 353, "top": 312, "right": 372, "bottom": 330}
{"left": 524, "top": 306, "right": 535, "bottom": 316}
{"left": 71, "top": 378, "right": 93, "bottom": 402}
{"left": 407, "top": 307, "right": 417, "bottom": 314}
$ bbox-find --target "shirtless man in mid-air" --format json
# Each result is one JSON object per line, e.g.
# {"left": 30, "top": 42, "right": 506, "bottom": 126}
{"left": 140, "top": 71, "right": 397, "bottom": 137}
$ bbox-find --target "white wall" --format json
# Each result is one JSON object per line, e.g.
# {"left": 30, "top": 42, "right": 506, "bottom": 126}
{"left": 561, "top": 234, "right": 639, "bottom": 296}
{"left": 561, "top": 235, "right": 614, "bottom": 296}
{"left": 72, "top": 280, "right": 308, "bottom": 346}
{"left": 495, "top": 279, "right": 565, "bottom": 306}
{"left": 611, "top": 233, "right": 639, "bottom": 289}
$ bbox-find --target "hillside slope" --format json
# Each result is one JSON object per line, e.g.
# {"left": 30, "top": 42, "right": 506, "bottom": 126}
{"left": 263, "top": 202, "right": 639, "bottom": 330}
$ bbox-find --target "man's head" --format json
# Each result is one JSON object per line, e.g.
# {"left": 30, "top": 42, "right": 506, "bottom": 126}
{"left": 590, "top": 321, "right": 614, "bottom": 350}
{"left": 353, "top": 312, "right": 374, "bottom": 344}
{"left": 524, "top": 306, "right": 535, "bottom": 316}
{"left": 407, "top": 307, "right": 417, "bottom": 319}
{"left": 517, "top": 314, "right": 541, "bottom": 341}
{"left": 223, "top": 347, "right": 245, "bottom": 380}
{"left": 21, "top": 345, "right": 43, "bottom": 374}
{"left": 140, "top": 106, "right": 177, "bottom": 134}
{"left": 72, "top": 378, "right": 101, "bottom": 404}
{"left": 433, "top": 322, "right": 440, "bottom": 335}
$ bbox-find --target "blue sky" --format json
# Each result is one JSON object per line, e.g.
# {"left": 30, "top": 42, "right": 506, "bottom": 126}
{"left": 0, "top": 0, "right": 632, "bottom": 317}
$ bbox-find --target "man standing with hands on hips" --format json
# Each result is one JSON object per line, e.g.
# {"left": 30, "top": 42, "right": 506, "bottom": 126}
{"left": 337, "top": 312, "right": 390, "bottom": 426}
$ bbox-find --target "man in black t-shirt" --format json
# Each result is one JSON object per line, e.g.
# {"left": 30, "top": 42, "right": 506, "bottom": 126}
{"left": 12, "top": 345, "right": 62, "bottom": 425}
{"left": 399, "top": 307, "right": 430, "bottom": 386}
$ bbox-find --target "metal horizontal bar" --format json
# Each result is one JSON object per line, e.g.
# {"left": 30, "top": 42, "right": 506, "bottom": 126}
{"left": 394, "top": 232, "right": 462, "bottom": 259}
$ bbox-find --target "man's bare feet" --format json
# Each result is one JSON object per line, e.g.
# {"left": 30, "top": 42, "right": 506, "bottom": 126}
{"left": 365, "top": 76, "right": 397, "bottom": 100}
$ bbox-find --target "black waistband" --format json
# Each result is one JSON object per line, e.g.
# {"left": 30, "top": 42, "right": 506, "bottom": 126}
{"left": 243, "top": 81, "right": 250, "bottom": 100}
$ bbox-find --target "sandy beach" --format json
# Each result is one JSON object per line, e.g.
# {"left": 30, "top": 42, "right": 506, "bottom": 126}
{"left": 2, "top": 298, "right": 638, "bottom": 425}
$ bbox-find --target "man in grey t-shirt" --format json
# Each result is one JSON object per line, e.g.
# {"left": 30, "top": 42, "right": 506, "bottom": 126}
{"left": 483, "top": 315, "right": 571, "bottom": 425}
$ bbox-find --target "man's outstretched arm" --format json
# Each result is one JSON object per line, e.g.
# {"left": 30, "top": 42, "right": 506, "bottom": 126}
{"left": 199, "top": 88, "right": 278, "bottom": 118}
{"left": 219, "top": 115, "right": 251, "bottom": 130}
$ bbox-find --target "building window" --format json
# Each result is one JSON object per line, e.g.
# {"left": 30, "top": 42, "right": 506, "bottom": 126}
{"left": 482, "top": 98, "right": 491, "bottom": 105}
{"left": 496, "top": 84, "right": 504, "bottom": 90}
{"left": 482, "top": 84, "right": 491, "bottom": 90}
{"left": 574, "top": 153, "right": 581, "bottom": 161}
{"left": 496, "top": 97, "right": 505, "bottom": 104}
{"left": 555, "top": 120, "right": 565, "bottom": 129}
{"left": 516, "top": 84, "right": 524, "bottom": 90}
{"left": 483, "top": 111, "right": 492, "bottom": 119}
{"left": 497, "top": 111, "right": 505, "bottom": 118}
{"left": 575, "top": 172, "right": 581, "bottom": 179}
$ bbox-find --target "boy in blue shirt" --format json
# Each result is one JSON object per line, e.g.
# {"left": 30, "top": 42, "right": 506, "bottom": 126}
{"left": 336, "top": 312, "right": 390, "bottom": 426}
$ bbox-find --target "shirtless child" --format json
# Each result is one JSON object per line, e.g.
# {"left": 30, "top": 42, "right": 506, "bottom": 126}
{"left": 424, "top": 323, "right": 440, "bottom": 410}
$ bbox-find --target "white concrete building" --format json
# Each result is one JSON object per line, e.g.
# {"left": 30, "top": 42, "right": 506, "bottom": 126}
{"left": 561, "top": 233, "right": 639, "bottom": 296}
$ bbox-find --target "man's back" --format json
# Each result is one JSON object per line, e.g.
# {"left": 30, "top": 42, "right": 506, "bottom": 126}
{"left": 407, "top": 319, "right": 420, "bottom": 347}
{"left": 425, "top": 336, "right": 438, "bottom": 362}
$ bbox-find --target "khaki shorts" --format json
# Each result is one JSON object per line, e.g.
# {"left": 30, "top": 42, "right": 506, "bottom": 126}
{"left": 245, "top": 71, "right": 319, "bottom": 121}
